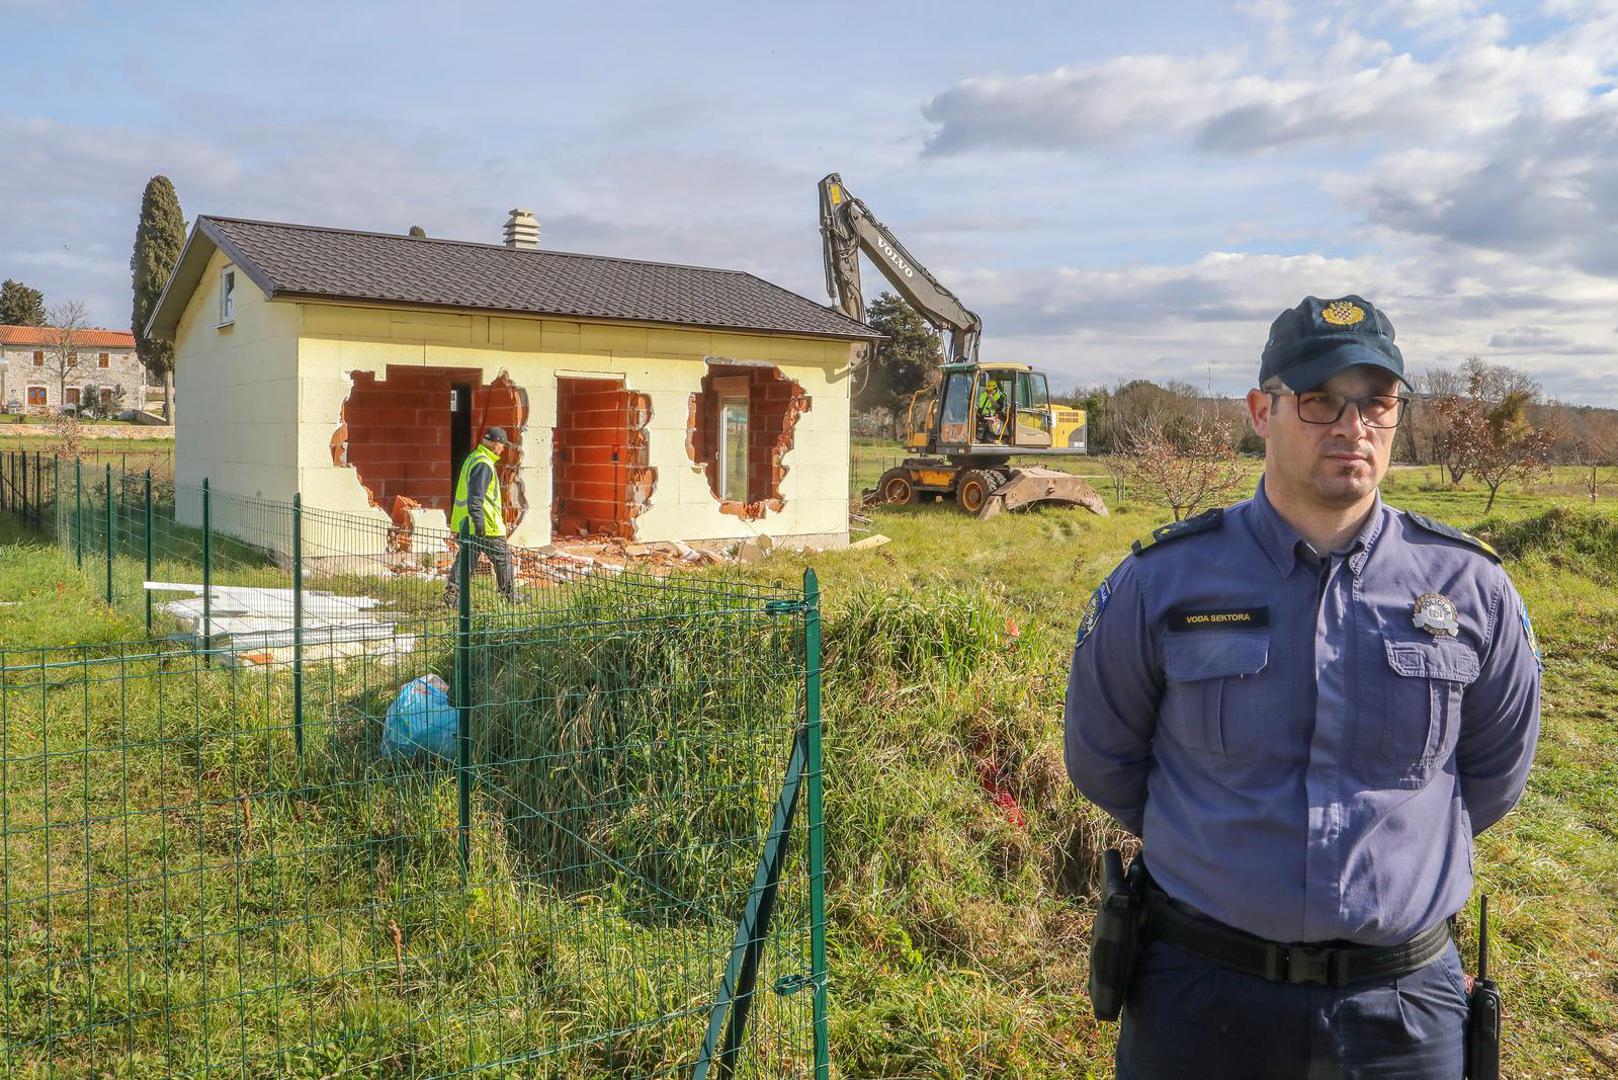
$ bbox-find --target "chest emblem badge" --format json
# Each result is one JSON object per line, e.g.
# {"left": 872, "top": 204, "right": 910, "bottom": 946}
{"left": 1412, "top": 592, "right": 1460, "bottom": 637}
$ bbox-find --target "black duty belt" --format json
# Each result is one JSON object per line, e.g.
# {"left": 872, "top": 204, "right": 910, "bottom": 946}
{"left": 1144, "top": 888, "right": 1453, "bottom": 988}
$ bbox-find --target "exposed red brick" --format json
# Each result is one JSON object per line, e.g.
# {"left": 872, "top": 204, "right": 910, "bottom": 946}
{"left": 335, "top": 365, "right": 528, "bottom": 530}
{"left": 688, "top": 364, "right": 809, "bottom": 520}
{"left": 552, "top": 378, "right": 655, "bottom": 539}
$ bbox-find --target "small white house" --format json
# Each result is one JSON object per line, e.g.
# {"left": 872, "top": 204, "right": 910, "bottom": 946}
{"left": 146, "top": 211, "right": 879, "bottom": 556}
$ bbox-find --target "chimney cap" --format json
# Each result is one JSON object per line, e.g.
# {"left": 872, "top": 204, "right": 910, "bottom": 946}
{"left": 503, "top": 208, "right": 540, "bottom": 250}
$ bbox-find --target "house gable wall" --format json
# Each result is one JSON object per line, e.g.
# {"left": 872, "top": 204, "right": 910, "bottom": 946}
{"left": 170, "top": 246, "right": 301, "bottom": 531}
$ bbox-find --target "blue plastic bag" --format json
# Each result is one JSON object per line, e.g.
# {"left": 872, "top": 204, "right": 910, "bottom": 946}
{"left": 382, "top": 675, "right": 457, "bottom": 761}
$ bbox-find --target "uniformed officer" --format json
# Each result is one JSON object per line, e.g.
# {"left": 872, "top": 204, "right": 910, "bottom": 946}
{"left": 1065, "top": 295, "right": 1542, "bottom": 1078}
{"left": 444, "top": 426, "right": 519, "bottom": 606}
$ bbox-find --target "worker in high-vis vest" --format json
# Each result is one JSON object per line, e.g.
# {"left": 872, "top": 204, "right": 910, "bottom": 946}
{"left": 443, "top": 427, "right": 519, "bottom": 606}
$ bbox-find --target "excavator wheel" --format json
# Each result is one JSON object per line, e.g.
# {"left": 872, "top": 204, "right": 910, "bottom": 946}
{"left": 956, "top": 469, "right": 1003, "bottom": 515}
{"left": 877, "top": 467, "right": 917, "bottom": 506}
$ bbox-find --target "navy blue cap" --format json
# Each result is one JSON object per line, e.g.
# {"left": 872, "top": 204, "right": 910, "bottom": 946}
{"left": 483, "top": 427, "right": 509, "bottom": 444}
{"left": 1260, "top": 295, "right": 1409, "bottom": 392}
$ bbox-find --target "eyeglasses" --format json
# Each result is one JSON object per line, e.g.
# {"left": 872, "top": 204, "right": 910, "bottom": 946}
{"left": 1267, "top": 389, "right": 1410, "bottom": 428}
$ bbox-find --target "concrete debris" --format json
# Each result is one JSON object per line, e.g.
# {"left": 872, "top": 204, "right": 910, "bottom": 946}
{"left": 847, "top": 534, "right": 891, "bottom": 551}
{"left": 145, "top": 582, "right": 416, "bottom": 661}
{"left": 735, "top": 541, "right": 767, "bottom": 563}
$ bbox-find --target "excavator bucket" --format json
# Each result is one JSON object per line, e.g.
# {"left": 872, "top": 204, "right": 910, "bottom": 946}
{"left": 978, "top": 467, "right": 1108, "bottom": 520}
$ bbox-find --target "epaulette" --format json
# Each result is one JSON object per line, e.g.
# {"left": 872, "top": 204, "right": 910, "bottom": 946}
{"left": 1132, "top": 507, "right": 1225, "bottom": 557}
{"left": 1404, "top": 510, "right": 1501, "bottom": 564}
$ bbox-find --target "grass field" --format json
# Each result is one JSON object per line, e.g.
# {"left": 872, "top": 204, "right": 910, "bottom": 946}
{"left": 2, "top": 446, "right": 1617, "bottom": 1076}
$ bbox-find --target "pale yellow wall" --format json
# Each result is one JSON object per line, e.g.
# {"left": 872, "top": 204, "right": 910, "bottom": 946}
{"left": 170, "top": 248, "right": 302, "bottom": 546}
{"left": 296, "top": 303, "right": 854, "bottom": 552}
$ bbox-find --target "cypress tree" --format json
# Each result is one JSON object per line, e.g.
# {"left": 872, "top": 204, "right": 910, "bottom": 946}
{"left": 0, "top": 279, "right": 46, "bottom": 326}
{"left": 130, "top": 175, "right": 186, "bottom": 419}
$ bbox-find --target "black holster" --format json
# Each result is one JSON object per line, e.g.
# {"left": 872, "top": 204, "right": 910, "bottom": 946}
{"left": 1087, "top": 849, "right": 1148, "bottom": 1022}
{"left": 1465, "top": 977, "right": 1501, "bottom": 1080}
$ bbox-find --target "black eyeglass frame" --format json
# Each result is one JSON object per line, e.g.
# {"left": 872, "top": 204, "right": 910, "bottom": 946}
{"left": 1265, "top": 389, "right": 1411, "bottom": 429}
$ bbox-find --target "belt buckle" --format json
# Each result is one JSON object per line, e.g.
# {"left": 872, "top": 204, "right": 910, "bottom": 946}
{"left": 1281, "top": 944, "right": 1337, "bottom": 986}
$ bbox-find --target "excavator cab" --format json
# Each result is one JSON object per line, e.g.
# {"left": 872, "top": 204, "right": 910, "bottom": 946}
{"left": 911, "top": 363, "right": 1066, "bottom": 454}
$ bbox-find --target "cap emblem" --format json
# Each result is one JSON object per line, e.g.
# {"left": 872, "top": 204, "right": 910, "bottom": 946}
{"left": 1322, "top": 300, "right": 1366, "bottom": 327}
{"left": 1412, "top": 592, "right": 1460, "bottom": 637}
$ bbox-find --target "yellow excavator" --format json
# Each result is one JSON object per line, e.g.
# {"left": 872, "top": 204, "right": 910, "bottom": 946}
{"left": 820, "top": 173, "right": 1106, "bottom": 518}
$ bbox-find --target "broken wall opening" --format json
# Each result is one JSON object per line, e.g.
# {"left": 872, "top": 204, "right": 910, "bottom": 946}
{"left": 552, "top": 377, "right": 655, "bottom": 540}
{"left": 687, "top": 363, "right": 810, "bottom": 521}
{"left": 332, "top": 365, "right": 528, "bottom": 544}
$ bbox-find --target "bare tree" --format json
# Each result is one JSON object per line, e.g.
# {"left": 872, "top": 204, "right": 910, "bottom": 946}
{"left": 41, "top": 300, "right": 92, "bottom": 413}
{"left": 1121, "top": 414, "right": 1247, "bottom": 521}
{"left": 1425, "top": 358, "right": 1547, "bottom": 492}
{"left": 1469, "top": 388, "right": 1553, "bottom": 514}
{"left": 1564, "top": 408, "right": 1618, "bottom": 501}
{"left": 1400, "top": 367, "right": 1465, "bottom": 466}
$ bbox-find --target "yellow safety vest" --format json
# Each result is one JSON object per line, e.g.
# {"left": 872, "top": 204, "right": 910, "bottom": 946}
{"left": 450, "top": 444, "right": 505, "bottom": 537}
{"left": 978, "top": 382, "right": 1005, "bottom": 416}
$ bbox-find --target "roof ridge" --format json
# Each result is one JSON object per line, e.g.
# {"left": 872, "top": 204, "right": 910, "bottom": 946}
{"left": 201, "top": 215, "right": 755, "bottom": 278}
{"left": 0, "top": 322, "right": 133, "bottom": 334}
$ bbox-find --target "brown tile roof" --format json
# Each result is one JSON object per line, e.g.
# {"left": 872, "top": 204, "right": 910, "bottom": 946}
{"left": 164, "top": 216, "right": 879, "bottom": 342}
{"left": 0, "top": 325, "right": 135, "bottom": 348}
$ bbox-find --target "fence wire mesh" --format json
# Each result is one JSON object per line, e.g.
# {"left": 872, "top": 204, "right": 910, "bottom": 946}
{"left": 0, "top": 450, "right": 828, "bottom": 1079}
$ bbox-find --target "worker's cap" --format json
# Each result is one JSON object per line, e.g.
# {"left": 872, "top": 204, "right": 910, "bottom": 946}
{"left": 1259, "top": 295, "right": 1409, "bottom": 392}
{"left": 482, "top": 427, "right": 510, "bottom": 444}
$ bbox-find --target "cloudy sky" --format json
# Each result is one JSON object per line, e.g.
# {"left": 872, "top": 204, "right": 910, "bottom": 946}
{"left": 5, "top": 0, "right": 1618, "bottom": 402}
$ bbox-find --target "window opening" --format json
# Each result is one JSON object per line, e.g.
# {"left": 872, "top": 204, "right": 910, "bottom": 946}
{"left": 688, "top": 363, "right": 810, "bottom": 520}
{"left": 219, "top": 269, "right": 236, "bottom": 324}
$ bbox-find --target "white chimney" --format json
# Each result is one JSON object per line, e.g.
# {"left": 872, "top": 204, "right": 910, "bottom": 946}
{"left": 503, "top": 208, "right": 540, "bottom": 249}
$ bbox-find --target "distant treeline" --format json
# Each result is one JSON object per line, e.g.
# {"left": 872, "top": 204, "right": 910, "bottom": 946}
{"left": 1057, "top": 358, "right": 1618, "bottom": 468}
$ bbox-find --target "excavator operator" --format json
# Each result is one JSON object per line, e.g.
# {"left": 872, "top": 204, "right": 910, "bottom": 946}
{"left": 977, "top": 376, "right": 1009, "bottom": 442}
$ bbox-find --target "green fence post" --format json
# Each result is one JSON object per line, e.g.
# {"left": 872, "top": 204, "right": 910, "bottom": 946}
{"left": 202, "top": 478, "right": 212, "bottom": 663}
{"left": 456, "top": 521, "right": 473, "bottom": 879}
{"left": 20, "top": 449, "right": 28, "bottom": 525}
{"left": 3, "top": 451, "right": 9, "bottom": 513}
{"left": 74, "top": 458, "right": 83, "bottom": 569}
{"left": 53, "top": 456, "right": 61, "bottom": 545}
{"left": 144, "top": 471, "right": 154, "bottom": 635}
{"left": 104, "top": 464, "right": 115, "bottom": 605}
{"left": 292, "top": 492, "right": 304, "bottom": 755}
{"left": 805, "top": 568, "right": 828, "bottom": 1080}
{"left": 33, "top": 452, "right": 42, "bottom": 532}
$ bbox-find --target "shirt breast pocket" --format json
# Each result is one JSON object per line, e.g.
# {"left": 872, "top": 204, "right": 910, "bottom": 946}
{"left": 1161, "top": 631, "right": 1276, "bottom": 776}
{"left": 1374, "top": 638, "right": 1480, "bottom": 786}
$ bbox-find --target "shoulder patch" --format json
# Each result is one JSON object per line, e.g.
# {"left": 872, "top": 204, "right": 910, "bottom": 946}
{"left": 1074, "top": 580, "right": 1111, "bottom": 649}
{"left": 1404, "top": 510, "right": 1501, "bottom": 564}
{"left": 1132, "top": 507, "right": 1225, "bottom": 557}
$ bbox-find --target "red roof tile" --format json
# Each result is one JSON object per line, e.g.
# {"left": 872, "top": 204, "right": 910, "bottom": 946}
{"left": 0, "top": 325, "right": 135, "bottom": 349}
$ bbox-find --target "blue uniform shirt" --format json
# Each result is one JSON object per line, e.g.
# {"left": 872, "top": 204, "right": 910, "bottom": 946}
{"left": 1064, "top": 479, "right": 1542, "bottom": 947}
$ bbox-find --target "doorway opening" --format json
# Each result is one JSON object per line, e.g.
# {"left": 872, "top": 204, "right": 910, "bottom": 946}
{"left": 332, "top": 365, "right": 528, "bottom": 538}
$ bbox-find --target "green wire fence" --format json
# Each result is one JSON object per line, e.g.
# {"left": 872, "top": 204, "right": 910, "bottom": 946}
{"left": 0, "top": 448, "right": 829, "bottom": 1078}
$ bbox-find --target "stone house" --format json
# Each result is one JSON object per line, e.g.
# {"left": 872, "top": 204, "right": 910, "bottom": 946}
{"left": 0, "top": 325, "right": 145, "bottom": 414}
{"left": 145, "top": 211, "right": 879, "bottom": 556}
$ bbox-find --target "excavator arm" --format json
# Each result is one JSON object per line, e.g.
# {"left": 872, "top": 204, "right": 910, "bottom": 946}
{"left": 819, "top": 173, "right": 982, "bottom": 364}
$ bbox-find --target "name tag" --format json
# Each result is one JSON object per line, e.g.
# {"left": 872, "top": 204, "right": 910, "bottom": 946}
{"left": 1167, "top": 607, "right": 1268, "bottom": 632}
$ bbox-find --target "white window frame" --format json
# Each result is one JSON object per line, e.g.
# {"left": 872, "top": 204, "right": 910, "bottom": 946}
{"left": 712, "top": 375, "right": 751, "bottom": 503}
{"left": 218, "top": 267, "right": 237, "bottom": 326}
